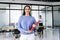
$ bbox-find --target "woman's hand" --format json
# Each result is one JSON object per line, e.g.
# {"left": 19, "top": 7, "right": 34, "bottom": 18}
{"left": 32, "top": 24, "right": 36, "bottom": 27}
{"left": 25, "top": 24, "right": 36, "bottom": 33}
{"left": 25, "top": 30, "right": 32, "bottom": 33}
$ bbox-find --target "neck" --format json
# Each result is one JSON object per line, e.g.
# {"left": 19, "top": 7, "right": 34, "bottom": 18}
{"left": 25, "top": 13, "right": 30, "bottom": 16}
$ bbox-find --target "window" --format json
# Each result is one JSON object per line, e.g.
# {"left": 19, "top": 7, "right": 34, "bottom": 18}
{"left": 0, "top": 4, "right": 9, "bottom": 9}
{"left": 10, "top": 10, "right": 22, "bottom": 23}
{"left": 31, "top": 11, "right": 39, "bottom": 21}
{"left": 21, "top": 5, "right": 26, "bottom": 9}
{"left": 46, "top": 11, "right": 52, "bottom": 27}
{"left": 39, "top": 6, "right": 45, "bottom": 10}
{"left": 53, "top": 11, "right": 60, "bottom": 26}
{"left": 32, "top": 5, "right": 38, "bottom": 10}
{"left": 53, "top": 6, "right": 60, "bottom": 10}
{"left": 46, "top": 6, "right": 52, "bottom": 10}
{"left": 22, "top": 5, "right": 31, "bottom": 9}
{"left": 10, "top": 4, "right": 21, "bottom": 9}
{"left": 0, "top": 10, "right": 9, "bottom": 27}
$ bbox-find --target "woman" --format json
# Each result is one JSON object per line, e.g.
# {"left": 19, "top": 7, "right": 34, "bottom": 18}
{"left": 37, "top": 15, "right": 44, "bottom": 37}
{"left": 18, "top": 5, "right": 36, "bottom": 40}
{"left": 39, "top": 15, "right": 43, "bottom": 28}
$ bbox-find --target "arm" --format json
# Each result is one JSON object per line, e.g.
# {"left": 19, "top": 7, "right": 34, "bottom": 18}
{"left": 29, "top": 20, "right": 40, "bottom": 31}
{"left": 25, "top": 17, "right": 36, "bottom": 33}
{"left": 18, "top": 16, "right": 26, "bottom": 33}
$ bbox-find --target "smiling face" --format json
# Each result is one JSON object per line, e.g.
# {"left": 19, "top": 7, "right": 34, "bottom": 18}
{"left": 25, "top": 6, "right": 31, "bottom": 16}
{"left": 23, "top": 5, "right": 31, "bottom": 16}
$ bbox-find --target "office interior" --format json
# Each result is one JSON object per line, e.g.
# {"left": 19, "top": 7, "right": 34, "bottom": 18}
{"left": 0, "top": 0, "right": 60, "bottom": 40}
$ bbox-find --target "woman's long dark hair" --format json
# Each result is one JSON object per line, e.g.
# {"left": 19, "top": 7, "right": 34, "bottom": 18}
{"left": 22, "top": 5, "right": 31, "bottom": 16}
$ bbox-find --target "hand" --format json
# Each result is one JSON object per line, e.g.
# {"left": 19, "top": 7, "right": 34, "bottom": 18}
{"left": 32, "top": 24, "right": 36, "bottom": 27}
{"left": 38, "top": 20, "right": 40, "bottom": 22}
{"left": 25, "top": 30, "right": 32, "bottom": 33}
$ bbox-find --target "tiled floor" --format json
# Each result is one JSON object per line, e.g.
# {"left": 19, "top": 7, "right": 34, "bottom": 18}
{"left": 35, "top": 28, "right": 59, "bottom": 40}
{"left": 0, "top": 28, "right": 59, "bottom": 40}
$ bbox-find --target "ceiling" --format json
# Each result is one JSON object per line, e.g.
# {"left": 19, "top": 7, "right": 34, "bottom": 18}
{"left": 30, "top": 0, "right": 60, "bottom": 2}
{"left": 0, "top": 0, "right": 60, "bottom": 5}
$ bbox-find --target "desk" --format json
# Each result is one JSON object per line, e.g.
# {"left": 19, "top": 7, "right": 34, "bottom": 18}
{"left": 2, "top": 27, "right": 17, "bottom": 31}
{"left": 0, "top": 27, "right": 20, "bottom": 40}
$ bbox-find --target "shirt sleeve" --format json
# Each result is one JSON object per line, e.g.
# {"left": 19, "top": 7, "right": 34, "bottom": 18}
{"left": 18, "top": 16, "right": 26, "bottom": 33}
{"left": 33, "top": 17, "right": 39, "bottom": 30}
{"left": 33, "top": 17, "right": 36, "bottom": 24}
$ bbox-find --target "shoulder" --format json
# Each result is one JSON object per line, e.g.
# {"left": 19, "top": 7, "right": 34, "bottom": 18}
{"left": 30, "top": 16, "right": 35, "bottom": 19}
{"left": 20, "top": 16, "right": 24, "bottom": 18}
{"left": 30, "top": 16, "right": 36, "bottom": 21}
{"left": 19, "top": 16, "right": 24, "bottom": 19}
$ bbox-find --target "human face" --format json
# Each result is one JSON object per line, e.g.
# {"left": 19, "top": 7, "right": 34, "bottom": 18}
{"left": 25, "top": 7, "right": 30, "bottom": 15}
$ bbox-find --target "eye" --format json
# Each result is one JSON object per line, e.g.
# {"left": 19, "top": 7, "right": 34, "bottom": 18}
{"left": 25, "top": 9, "right": 30, "bottom": 10}
{"left": 25, "top": 7, "right": 30, "bottom": 10}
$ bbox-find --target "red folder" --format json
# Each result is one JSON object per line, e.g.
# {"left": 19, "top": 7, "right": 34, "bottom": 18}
{"left": 29, "top": 20, "right": 40, "bottom": 31}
